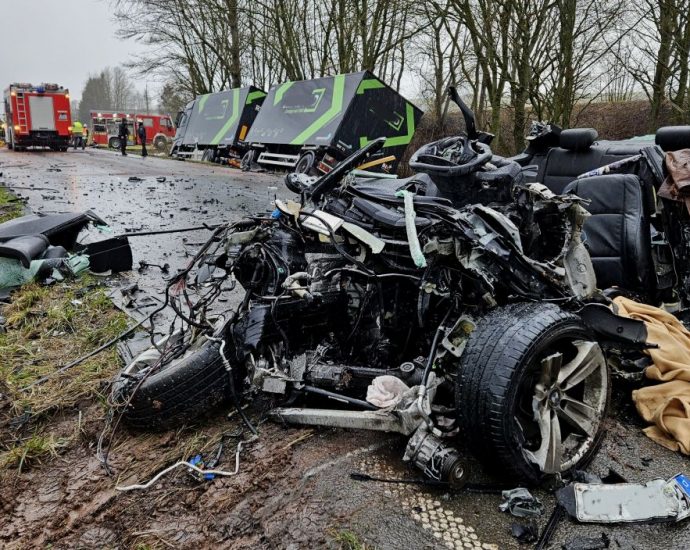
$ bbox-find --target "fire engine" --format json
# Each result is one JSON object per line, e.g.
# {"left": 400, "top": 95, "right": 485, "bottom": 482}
{"left": 89, "top": 111, "right": 175, "bottom": 150}
{"left": 3, "top": 83, "right": 72, "bottom": 151}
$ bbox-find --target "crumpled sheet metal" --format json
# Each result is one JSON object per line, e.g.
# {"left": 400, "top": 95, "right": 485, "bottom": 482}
{"left": 556, "top": 474, "right": 690, "bottom": 523}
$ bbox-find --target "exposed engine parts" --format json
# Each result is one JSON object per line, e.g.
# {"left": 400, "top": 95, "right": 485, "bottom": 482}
{"left": 111, "top": 87, "right": 665, "bottom": 486}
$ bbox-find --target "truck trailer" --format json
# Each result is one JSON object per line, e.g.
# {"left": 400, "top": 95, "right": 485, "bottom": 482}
{"left": 3, "top": 83, "right": 72, "bottom": 151}
{"left": 170, "top": 86, "right": 266, "bottom": 161}
{"left": 244, "top": 71, "right": 423, "bottom": 174}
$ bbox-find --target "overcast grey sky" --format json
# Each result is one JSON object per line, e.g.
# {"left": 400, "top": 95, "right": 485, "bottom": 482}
{"left": 0, "top": 0, "right": 149, "bottom": 100}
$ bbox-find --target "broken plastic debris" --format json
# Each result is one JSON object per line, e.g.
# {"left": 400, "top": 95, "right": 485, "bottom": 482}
{"left": 341, "top": 221, "right": 385, "bottom": 254}
{"left": 300, "top": 209, "right": 343, "bottom": 236}
{"left": 509, "top": 521, "right": 538, "bottom": 544}
{"left": 556, "top": 473, "right": 690, "bottom": 523}
{"left": 499, "top": 488, "right": 544, "bottom": 518}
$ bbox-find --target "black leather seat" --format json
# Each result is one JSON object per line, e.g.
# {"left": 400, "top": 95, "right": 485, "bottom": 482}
{"left": 536, "top": 129, "right": 604, "bottom": 193}
{"left": 564, "top": 174, "right": 653, "bottom": 293}
{"left": 656, "top": 126, "right": 690, "bottom": 151}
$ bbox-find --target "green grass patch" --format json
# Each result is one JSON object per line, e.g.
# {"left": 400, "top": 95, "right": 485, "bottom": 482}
{"left": 0, "top": 185, "right": 23, "bottom": 223}
{"left": 329, "top": 529, "right": 369, "bottom": 550}
{"left": 0, "top": 432, "right": 70, "bottom": 472}
{"left": 0, "top": 279, "right": 131, "bottom": 470}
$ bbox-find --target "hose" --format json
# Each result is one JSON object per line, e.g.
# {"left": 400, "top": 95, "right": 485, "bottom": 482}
{"left": 116, "top": 441, "right": 243, "bottom": 491}
{"left": 219, "top": 339, "right": 258, "bottom": 435}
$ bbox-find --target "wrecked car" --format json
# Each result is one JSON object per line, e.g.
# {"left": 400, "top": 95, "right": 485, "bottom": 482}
{"left": 111, "top": 88, "right": 687, "bottom": 486}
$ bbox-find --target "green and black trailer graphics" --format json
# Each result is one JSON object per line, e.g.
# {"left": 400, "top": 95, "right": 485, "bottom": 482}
{"left": 243, "top": 71, "right": 422, "bottom": 173}
{"left": 171, "top": 86, "right": 266, "bottom": 160}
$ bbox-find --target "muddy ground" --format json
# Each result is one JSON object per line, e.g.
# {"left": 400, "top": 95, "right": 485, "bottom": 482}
{"left": 0, "top": 147, "right": 689, "bottom": 549}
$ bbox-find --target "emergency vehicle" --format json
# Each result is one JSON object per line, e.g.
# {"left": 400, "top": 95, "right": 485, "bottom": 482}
{"left": 89, "top": 111, "right": 175, "bottom": 150}
{"left": 3, "top": 83, "right": 72, "bottom": 151}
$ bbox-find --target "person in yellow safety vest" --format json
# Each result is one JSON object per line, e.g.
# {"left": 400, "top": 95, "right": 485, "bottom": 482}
{"left": 72, "top": 121, "right": 85, "bottom": 150}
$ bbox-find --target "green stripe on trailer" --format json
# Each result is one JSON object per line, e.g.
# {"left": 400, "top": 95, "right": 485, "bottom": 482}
{"left": 274, "top": 82, "right": 294, "bottom": 105}
{"left": 290, "top": 75, "right": 346, "bottom": 145}
{"left": 210, "top": 89, "right": 240, "bottom": 145}
{"left": 357, "top": 78, "right": 385, "bottom": 94}
{"left": 198, "top": 93, "right": 211, "bottom": 113}
{"left": 246, "top": 90, "right": 267, "bottom": 105}
{"left": 359, "top": 102, "right": 417, "bottom": 148}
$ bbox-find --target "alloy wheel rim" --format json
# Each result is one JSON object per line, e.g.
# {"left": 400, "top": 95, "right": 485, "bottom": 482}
{"left": 520, "top": 340, "right": 608, "bottom": 474}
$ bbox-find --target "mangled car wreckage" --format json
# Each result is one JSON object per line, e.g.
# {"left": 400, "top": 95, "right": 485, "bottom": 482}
{"left": 112, "top": 89, "right": 690, "bottom": 485}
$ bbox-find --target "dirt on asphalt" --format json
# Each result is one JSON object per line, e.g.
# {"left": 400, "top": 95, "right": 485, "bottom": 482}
{"left": 1, "top": 147, "right": 690, "bottom": 549}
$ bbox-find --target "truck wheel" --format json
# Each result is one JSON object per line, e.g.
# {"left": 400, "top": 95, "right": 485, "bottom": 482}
{"left": 153, "top": 135, "right": 167, "bottom": 151}
{"left": 111, "top": 339, "right": 231, "bottom": 430}
{"left": 295, "top": 151, "right": 316, "bottom": 174}
{"left": 240, "top": 150, "right": 254, "bottom": 171}
{"left": 108, "top": 137, "right": 120, "bottom": 149}
{"left": 456, "top": 302, "right": 609, "bottom": 484}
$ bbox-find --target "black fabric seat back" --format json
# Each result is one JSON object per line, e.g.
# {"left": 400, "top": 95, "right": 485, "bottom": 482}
{"left": 564, "top": 174, "right": 653, "bottom": 293}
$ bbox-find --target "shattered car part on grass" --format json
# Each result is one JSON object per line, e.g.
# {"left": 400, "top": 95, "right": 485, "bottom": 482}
{"left": 0, "top": 210, "right": 134, "bottom": 289}
{"left": 556, "top": 473, "right": 690, "bottom": 523}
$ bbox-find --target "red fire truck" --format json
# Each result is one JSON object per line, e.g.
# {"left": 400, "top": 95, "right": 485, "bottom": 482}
{"left": 3, "top": 83, "right": 72, "bottom": 151}
{"left": 89, "top": 111, "right": 175, "bottom": 150}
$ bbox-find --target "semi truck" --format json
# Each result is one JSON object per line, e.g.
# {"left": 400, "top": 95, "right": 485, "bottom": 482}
{"left": 3, "top": 83, "right": 72, "bottom": 151}
{"left": 170, "top": 86, "right": 266, "bottom": 161}
{"left": 244, "top": 71, "right": 423, "bottom": 174}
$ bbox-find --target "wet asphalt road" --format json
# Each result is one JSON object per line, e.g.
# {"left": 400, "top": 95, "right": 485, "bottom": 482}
{"left": 1, "top": 146, "right": 689, "bottom": 549}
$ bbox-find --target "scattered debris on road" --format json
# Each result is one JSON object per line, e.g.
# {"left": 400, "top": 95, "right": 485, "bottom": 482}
{"left": 499, "top": 488, "right": 544, "bottom": 518}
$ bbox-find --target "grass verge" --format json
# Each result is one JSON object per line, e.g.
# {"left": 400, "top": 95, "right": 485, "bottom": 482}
{"left": 0, "top": 278, "right": 130, "bottom": 471}
{"left": 0, "top": 185, "right": 24, "bottom": 223}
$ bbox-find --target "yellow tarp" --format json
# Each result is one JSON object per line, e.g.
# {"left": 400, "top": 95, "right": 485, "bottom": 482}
{"left": 614, "top": 297, "right": 690, "bottom": 454}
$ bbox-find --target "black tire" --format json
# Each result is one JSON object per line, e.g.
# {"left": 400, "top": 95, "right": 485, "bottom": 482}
{"left": 240, "top": 150, "right": 253, "bottom": 171}
{"left": 114, "top": 339, "right": 231, "bottom": 430}
{"left": 456, "top": 302, "right": 609, "bottom": 484}
{"left": 153, "top": 135, "right": 167, "bottom": 151}
{"left": 294, "top": 151, "right": 316, "bottom": 174}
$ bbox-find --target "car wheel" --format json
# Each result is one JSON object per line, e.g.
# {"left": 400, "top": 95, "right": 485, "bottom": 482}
{"left": 111, "top": 338, "right": 232, "bottom": 430}
{"left": 153, "top": 136, "right": 167, "bottom": 151}
{"left": 295, "top": 151, "right": 316, "bottom": 174}
{"left": 108, "top": 137, "right": 120, "bottom": 149}
{"left": 240, "top": 150, "right": 254, "bottom": 171}
{"left": 456, "top": 302, "right": 609, "bottom": 484}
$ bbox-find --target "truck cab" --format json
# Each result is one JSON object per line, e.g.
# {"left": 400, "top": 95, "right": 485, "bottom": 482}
{"left": 3, "top": 83, "right": 72, "bottom": 151}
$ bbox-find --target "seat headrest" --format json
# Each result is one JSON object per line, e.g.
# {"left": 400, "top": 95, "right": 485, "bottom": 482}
{"left": 655, "top": 126, "right": 690, "bottom": 151}
{"left": 560, "top": 128, "right": 598, "bottom": 151}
